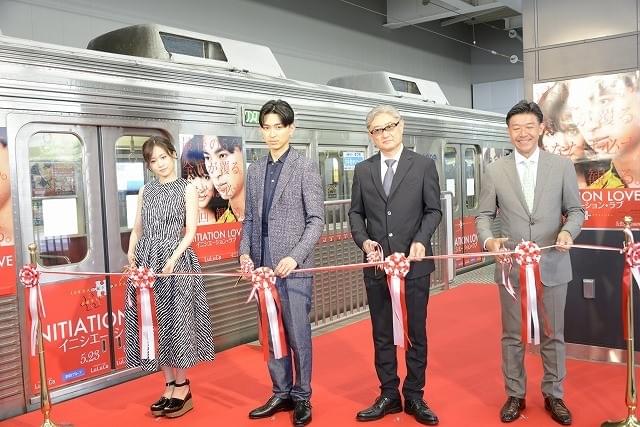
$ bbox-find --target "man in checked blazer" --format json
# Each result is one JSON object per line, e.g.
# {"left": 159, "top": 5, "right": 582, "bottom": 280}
{"left": 476, "top": 100, "right": 584, "bottom": 425}
{"left": 239, "top": 99, "right": 324, "bottom": 427}
{"left": 349, "top": 105, "right": 442, "bottom": 425}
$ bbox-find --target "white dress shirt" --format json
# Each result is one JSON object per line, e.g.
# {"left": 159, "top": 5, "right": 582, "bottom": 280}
{"left": 380, "top": 145, "right": 404, "bottom": 182}
{"left": 514, "top": 147, "right": 539, "bottom": 189}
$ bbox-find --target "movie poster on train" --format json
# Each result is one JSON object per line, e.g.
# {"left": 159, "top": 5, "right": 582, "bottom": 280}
{"left": 27, "top": 276, "right": 125, "bottom": 394}
{"left": 0, "top": 127, "right": 17, "bottom": 296}
{"left": 534, "top": 71, "right": 640, "bottom": 229}
{"left": 179, "top": 134, "right": 244, "bottom": 262}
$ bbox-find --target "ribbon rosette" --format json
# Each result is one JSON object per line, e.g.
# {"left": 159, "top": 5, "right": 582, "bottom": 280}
{"left": 247, "top": 267, "right": 288, "bottom": 361}
{"left": 129, "top": 266, "right": 157, "bottom": 360}
{"left": 20, "top": 264, "right": 45, "bottom": 357}
{"left": 621, "top": 242, "right": 640, "bottom": 339}
{"left": 514, "top": 241, "right": 545, "bottom": 345}
{"left": 384, "top": 253, "right": 411, "bottom": 348}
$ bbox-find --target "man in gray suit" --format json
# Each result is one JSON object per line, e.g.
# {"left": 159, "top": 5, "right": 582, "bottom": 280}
{"left": 239, "top": 99, "right": 324, "bottom": 427}
{"left": 476, "top": 100, "right": 584, "bottom": 425}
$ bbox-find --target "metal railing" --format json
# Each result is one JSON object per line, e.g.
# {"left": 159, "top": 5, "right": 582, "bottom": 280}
{"left": 310, "top": 194, "right": 454, "bottom": 330}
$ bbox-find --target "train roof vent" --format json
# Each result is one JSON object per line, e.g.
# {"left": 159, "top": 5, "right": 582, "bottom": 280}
{"left": 327, "top": 71, "right": 448, "bottom": 105}
{"left": 87, "top": 24, "right": 286, "bottom": 78}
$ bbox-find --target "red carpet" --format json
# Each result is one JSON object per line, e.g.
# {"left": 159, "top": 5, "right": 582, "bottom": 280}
{"left": 3, "top": 284, "right": 629, "bottom": 426}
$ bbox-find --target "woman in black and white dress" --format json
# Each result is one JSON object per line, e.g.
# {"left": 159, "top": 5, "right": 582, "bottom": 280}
{"left": 125, "top": 136, "right": 215, "bottom": 418}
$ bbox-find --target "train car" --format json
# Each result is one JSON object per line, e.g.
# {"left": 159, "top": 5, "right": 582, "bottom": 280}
{"left": 0, "top": 24, "right": 510, "bottom": 418}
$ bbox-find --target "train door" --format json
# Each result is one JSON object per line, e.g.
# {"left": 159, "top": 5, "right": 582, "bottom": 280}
{"left": 443, "top": 143, "right": 482, "bottom": 270}
{"left": 13, "top": 121, "right": 163, "bottom": 404}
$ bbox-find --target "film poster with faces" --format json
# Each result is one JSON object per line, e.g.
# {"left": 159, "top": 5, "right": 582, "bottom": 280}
{"left": 179, "top": 134, "right": 244, "bottom": 262}
{"left": 0, "top": 127, "right": 17, "bottom": 296}
{"left": 534, "top": 71, "right": 640, "bottom": 229}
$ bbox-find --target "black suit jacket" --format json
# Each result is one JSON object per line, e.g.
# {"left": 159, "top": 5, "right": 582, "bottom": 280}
{"left": 349, "top": 148, "right": 442, "bottom": 279}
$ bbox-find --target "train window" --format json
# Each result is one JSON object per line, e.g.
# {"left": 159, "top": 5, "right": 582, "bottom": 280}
{"left": 389, "top": 77, "right": 421, "bottom": 95}
{"left": 464, "top": 147, "right": 479, "bottom": 209}
{"left": 115, "top": 136, "right": 155, "bottom": 254}
{"left": 28, "top": 133, "right": 87, "bottom": 266}
{"left": 159, "top": 32, "right": 228, "bottom": 61}
{"left": 443, "top": 146, "right": 458, "bottom": 211}
{"left": 317, "top": 147, "right": 365, "bottom": 201}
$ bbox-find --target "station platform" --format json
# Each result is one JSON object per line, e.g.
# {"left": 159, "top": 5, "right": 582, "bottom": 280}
{"left": 4, "top": 274, "right": 629, "bottom": 427}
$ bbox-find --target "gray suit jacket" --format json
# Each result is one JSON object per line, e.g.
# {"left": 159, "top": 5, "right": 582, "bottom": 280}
{"left": 476, "top": 150, "right": 585, "bottom": 285}
{"left": 239, "top": 147, "right": 324, "bottom": 277}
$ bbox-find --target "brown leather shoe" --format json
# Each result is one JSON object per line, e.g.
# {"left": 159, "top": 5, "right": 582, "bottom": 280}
{"left": 544, "top": 396, "right": 572, "bottom": 425}
{"left": 500, "top": 396, "right": 525, "bottom": 423}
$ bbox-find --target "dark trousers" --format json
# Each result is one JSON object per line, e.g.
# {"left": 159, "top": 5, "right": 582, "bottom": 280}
{"left": 364, "top": 274, "right": 431, "bottom": 400}
{"left": 261, "top": 237, "right": 313, "bottom": 401}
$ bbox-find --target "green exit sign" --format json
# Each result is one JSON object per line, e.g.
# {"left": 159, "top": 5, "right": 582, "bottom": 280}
{"left": 242, "top": 108, "right": 260, "bottom": 126}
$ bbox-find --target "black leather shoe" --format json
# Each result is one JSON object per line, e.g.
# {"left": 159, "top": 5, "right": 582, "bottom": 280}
{"left": 356, "top": 396, "right": 402, "bottom": 422}
{"left": 293, "top": 400, "right": 312, "bottom": 426}
{"left": 404, "top": 399, "right": 439, "bottom": 425}
{"left": 150, "top": 380, "right": 175, "bottom": 416}
{"left": 500, "top": 396, "right": 525, "bottom": 423}
{"left": 544, "top": 397, "right": 572, "bottom": 425}
{"left": 249, "top": 395, "right": 295, "bottom": 419}
{"left": 164, "top": 380, "right": 193, "bottom": 418}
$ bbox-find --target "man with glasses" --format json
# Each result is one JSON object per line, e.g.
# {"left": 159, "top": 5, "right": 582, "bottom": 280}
{"left": 349, "top": 105, "right": 442, "bottom": 425}
{"left": 240, "top": 99, "right": 324, "bottom": 426}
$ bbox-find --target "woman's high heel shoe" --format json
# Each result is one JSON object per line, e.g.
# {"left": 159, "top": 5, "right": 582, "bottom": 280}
{"left": 164, "top": 379, "right": 193, "bottom": 418}
{"left": 150, "top": 380, "right": 175, "bottom": 416}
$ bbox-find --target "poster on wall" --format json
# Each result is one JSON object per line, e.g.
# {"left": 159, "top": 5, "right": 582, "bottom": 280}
{"left": 0, "top": 127, "right": 17, "bottom": 296}
{"left": 27, "top": 277, "right": 127, "bottom": 394}
{"left": 534, "top": 71, "right": 640, "bottom": 228}
{"left": 179, "top": 134, "right": 244, "bottom": 262}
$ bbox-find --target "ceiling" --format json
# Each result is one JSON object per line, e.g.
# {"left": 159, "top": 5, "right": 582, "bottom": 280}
{"left": 385, "top": 0, "right": 522, "bottom": 30}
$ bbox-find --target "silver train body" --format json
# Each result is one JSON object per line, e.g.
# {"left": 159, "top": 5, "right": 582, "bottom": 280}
{"left": 0, "top": 31, "right": 510, "bottom": 418}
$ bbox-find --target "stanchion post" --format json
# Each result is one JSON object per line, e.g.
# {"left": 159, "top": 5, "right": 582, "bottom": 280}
{"left": 602, "top": 216, "right": 640, "bottom": 427}
{"left": 28, "top": 243, "right": 59, "bottom": 427}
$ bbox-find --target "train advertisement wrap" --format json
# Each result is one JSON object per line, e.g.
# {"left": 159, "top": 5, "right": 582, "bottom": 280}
{"left": 0, "top": 128, "right": 16, "bottom": 296}
{"left": 179, "top": 134, "right": 244, "bottom": 261}
{"left": 27, "top": 276, "right": 127, "bottom": 394}
{"left": 534, "top": 71, "right": 640, "bottom": 228}
{"left": 453, "top": 216, "right": 482, "bottom": 268}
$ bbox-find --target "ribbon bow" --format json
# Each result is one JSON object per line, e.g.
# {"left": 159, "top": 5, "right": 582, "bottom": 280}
{"left": 248, "top": 267, "right": 288, "bottom": 361}
{"left": 128, "top": 266, "right": 157, "bottom": 360}
{"left": 383, "top": 253, "right": 411, "bottom": 349}
{"left": 514, "top": 241, "right": 545, "bottom": 345}
{"left": 20, "top": 264, "right": 45, "bottom": 357}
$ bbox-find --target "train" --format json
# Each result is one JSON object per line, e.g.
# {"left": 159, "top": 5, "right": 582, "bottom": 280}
{"left": 0, "top": 24, "right": 510, "bottom": 418}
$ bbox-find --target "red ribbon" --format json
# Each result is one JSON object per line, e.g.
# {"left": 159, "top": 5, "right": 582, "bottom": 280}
{"left": 20, "top": 264, "right": 46, "bottom": 356}
{"left": 128, "top": 266, "right": 158, "bottom": 360}
{"left": 249, "top": 267, "right": 288, "bottom": 361}
{"left": 622, "top": 243, "right": 640, "bottom": 339}
{"left": 514, "top": 241, "right": 549, "bottom": 345}
{"left": 384, "top": 253, "right": 411, "bottom": 349}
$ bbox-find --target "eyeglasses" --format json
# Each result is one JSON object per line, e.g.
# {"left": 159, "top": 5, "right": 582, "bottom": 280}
{"left": 369, "top": 121, "right": 400, "bottom": 136}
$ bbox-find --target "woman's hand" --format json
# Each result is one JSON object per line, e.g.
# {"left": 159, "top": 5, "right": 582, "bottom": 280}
{"left": 162, "top": 256, "right": 177, "bottom": 274}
